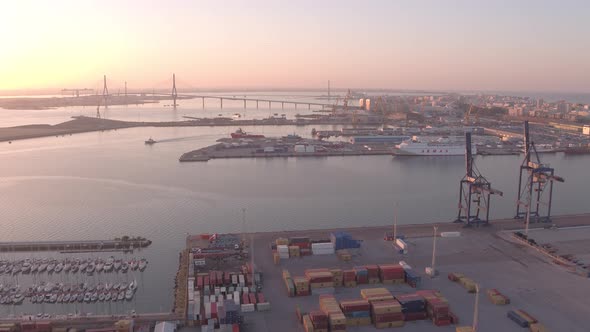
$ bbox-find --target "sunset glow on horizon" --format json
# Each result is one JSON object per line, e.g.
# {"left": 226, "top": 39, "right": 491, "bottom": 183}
{"left": 1, "top": 0, "right": 590, "bottom": 92}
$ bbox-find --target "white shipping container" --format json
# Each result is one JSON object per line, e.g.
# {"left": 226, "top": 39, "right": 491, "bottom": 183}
{"left": 294, "top": 145, "right": 306, "bottom": 153}
{"left": 241, "top": 303, "right": 255, "bottom": 312}
{"left": 239, "top": 274, "right": 245, "bottom": 285}
{"left": 231, "top": 275, "right": 238, "bottom": 284}
{"left": 264, "top": 147, "right": 275, "bottom": 153}
{"left": 305, "top": 145, "right": 315, "bottom": 153}
{"left": 396, "top": 239, "right": 408, "bottom": 250}
{"left": 311, "top": 243, "right": 334, "bottom": 249}
{"left": 210, "top": 295, "right": 216, "bottom": 303}
{"left": 277, "top": 245, "right": 289, "bottom": 252}
{"left": 204, "top": 295, "right": 210, "bottom": 303}
{"left": 243, "top": 287, "right": 249, "bottom": 294}
{"left": 226, "top": 293, "right": 233, "bottom": 300}
{"left": 221, "top": 286, "right": 226, "bottom": 294}
{"left": 441, "top": 231, "right": 461, "bottom": 238}
{"left": 188, "top": 291, "right": 194, "bottom": 301}
{"left": 399, "top": 261, "right": 412, "bottom": 270}
{"left": 214, "top": 287, "right": 220, "bottom": 296}
{"left": 257, "top": 302, "right": 271, "bottom": 311}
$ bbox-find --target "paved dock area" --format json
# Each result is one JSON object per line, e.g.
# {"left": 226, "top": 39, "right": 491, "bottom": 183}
{"left": 238, "top": 214, "right": 590, "bottom": 332}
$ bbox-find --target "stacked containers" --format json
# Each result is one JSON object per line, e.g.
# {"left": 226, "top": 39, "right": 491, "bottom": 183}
{"left": 365, "top": 265, "right": 380, "bottom": 284}
{"left": 378, "top": 264, "right": 405, "bottom": 284}
{"left": 319, "top": 295, "right": 347, "bottom": 332}
{"left": 343, "top": 270, "right": 357, "bottom": 288}
{"left": 339, "top": 299, "right": 371, "bottom": 326}
{"left": 486, "top": 289, "right": 510, "bottom": 305}
{"left": 256, "top": 293, "right": 271, "bottom": 311}
{"left": 337, "top": 249, "right": 352, "bottom": 261}
{"left": 302, "top": 315, "right": 316, "bottom": 332}
{"left": 311, "top": 242, "right": 335, "bottom": 255}
{"left": 354, "top": 267, "right": 368, "bottom": 284}
{"left": 360, "top": 288, "right": 394, "bottom": 302}
{"left": 291, "top": 237, "right": 312, "bottom": 256}
{"left": 309, "top": 311, "right": 329, "bottom": 332}
{"left": 330, "top": 232, "right": 361, "bottom": 250}
{"left": 277, "top": 245, "right": 289, "bottom": 259}
{"left": 305, "top": 269, "right": 334, "bottom": 289}
{"left": 330, "top": 269, "right": 343, "bottom": 287}
{"left": 293, "top": 277, "right": 310, "bottom": 296}
{"left": 417, "top": 290, "right": 452, "bottom": 326}
{"left": 282, "top": 270, "right": 295, "bottom": 297}
{"left": 288, "top": 246, "right": 300, "bottom": 258}
{"left": 395, "top": 294, "right": 427, "bottom": 321}
{"left": 370, "top": 300, "right": 404, "bottom": 329}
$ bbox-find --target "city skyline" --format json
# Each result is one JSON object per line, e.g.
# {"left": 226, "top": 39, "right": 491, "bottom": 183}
{"left": 1, "top": 0, "right": 590, "bottom": 92}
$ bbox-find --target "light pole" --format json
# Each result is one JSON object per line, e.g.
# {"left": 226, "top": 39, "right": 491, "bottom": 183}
{"left": 472, "top": 284, "right": 480, "bottom": 332}
{"left": 431, "top": 225, "right": 438, "bottom": 277}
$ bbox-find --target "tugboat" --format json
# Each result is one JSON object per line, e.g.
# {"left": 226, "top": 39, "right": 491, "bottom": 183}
{"left": 145, "top": 138, "right": 157, "bottom": 145}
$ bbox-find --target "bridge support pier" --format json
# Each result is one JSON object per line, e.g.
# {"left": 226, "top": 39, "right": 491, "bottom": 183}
{"left": 269, "top": 101, "right": 271, "bottom": 109}
{"left": 281, "top": 102, "right": 284, "bottom": 110}
{"left": 220, "top": 98, "right": 223, "bottom": 109}
{"left": 308, "top": 104, "right": 311, "bottom": 110}
{"left": 202, "top": 97, "right": 205, "bottom": 109}
{"left": 256, "top": 100, "right": 259, "bottom": 109}
{"left": 244, "top": 100, "right": 246, "bottom": 109}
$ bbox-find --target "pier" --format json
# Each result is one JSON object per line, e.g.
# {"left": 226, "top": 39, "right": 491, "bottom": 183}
{"left": 0, "top": 238, "right": 152, "bottom": 253}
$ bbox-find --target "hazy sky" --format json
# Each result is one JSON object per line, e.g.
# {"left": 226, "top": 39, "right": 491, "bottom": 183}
{"left": 1, "top": 0, "right": 589, "bottom": 92}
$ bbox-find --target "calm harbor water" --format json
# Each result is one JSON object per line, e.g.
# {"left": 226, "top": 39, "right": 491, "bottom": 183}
{"left": 1, "top": 96, "right": 590, "bottom": 316}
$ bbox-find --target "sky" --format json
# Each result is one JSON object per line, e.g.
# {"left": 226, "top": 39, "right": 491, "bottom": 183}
{"left": 1, "top": 0, "right": 589, "bottom": 93}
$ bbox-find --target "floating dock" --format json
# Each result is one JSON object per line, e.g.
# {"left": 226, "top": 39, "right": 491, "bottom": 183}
{"left": 0, "top": 238, "right": 152, "bottom": 253}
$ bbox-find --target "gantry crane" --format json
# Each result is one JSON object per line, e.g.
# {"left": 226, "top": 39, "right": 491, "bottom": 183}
{"left": 455, "top": 132, "right": 503, "bottom": 226}
{"left": 514, "top": 121, "right": 564, "bottom": 222}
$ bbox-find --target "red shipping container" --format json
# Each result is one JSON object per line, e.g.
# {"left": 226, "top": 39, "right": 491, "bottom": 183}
{"left": 365, "top": 265, "right": 379, "bottom": 278}
{"left": 372, "top": 312, "right": 404, "bottom": 323}
{"left": 242, "top": 293, "right": 249, "bottom": 304}
{"left": 257, "top": 293, "right": 265, "bottom": 303}
{"left": 211, "top": 302, "right": 218, "bottom": 319}
{"left": 232, "top": 324, "right": 240, "bottom": 332}
{"left": 204, "top": 276, "right": 210, "bottom": 287}
{"left": 310, "top": 311, "right": 329, "bottom": 329}
{"left": 216, "top": 271, "right": 223, "bottom": 284}
{"left": 249, "top": 293, "right": 257, "bottom": 304}
{"left": 197, "top": 276, "right": 203, "bottom": 289}
{"left": 224, "top": 272, "right": 231, "bottom": 284}
{"left": 434, "top": 317, "right": 452, "bottom": 326}
{"left": 343, "top": 270, "right": 356, "bottom": 281}
{"left": 404, "top": 312, "right": 428, "bottom": 321}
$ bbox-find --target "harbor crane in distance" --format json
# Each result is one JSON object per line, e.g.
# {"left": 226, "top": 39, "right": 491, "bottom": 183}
{"left": 514, "top": 121, "right": 564, "bottom": 222}
{"left": 454, "top": 132, "right": 503, "bottom": 226}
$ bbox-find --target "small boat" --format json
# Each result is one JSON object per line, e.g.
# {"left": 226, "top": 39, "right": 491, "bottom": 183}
{"left": 57, "top": 294, "right": 64, "bottom": 303}
{"left": 70, "top": 264, "right": 79, "bottom": 273}
{"left": 83, "top": 293, "right": 91, "bottom": 303}
{"left": 54, "top": 263, "right": 63, "bottom": 273}
{"left": 91, "top": 292, "right": 98, "bottom": 302}
{"left": 138, "top": 258, "right": 148, "bottom": 271}
{"left": 63, "top": 293, "right": 70, "bottom": 302}
{"left": 105, "top": 283, "right": 112, "bottom": 291}
{"left": 13, "top": 294, "right": 25, "bottom": 305}
{"left": 70, "top": 293, "right": 77, "bottom": 303}
{"left": 110, "top": 291, "right": 118, "bottom": 302}
{"left": 117, "top": 292, "right": 125, "bottom": 301}
{"left": 79, "top": 262, "right": 88, "bottom": 272}
{"left": 145, "top": 138, "right": 157, "bottom": 145}
{"left": 128, "top": 280, "right": 137, "bottom": 292}
{"left": 130, "top": 260, "right": 138, "bottom": 271}
{"left": 30, "top": 264, "right": 38, "bottom": 273}
{"left": 121, "top": 262, "right": 129, "bottom": 273}
{"left": 96, "top": 262, "right": 104, "bottom": 273}
{"left": 114, "top": 260, "right": 122, "bottom": 271}
{"left": 120, "top": 283, "right": 128, "bottom": 291}
{"left": 64, "top": 263, "right": 71, "bottom": 272}
{"left": 47, "top": 263, "right": 55, "bottom": 273}
{"left": 49, "top": 294, "right": 57, "bottom": 303}
{"left": 125, "top": 289, "right": 133, "bottom": 301}
{"left": 86, "top": 263, "right": 95, "bottom": 275}
{"left": 105, "top": 292, "right": 111, "bottom": 301}
{"left": 98, "top": 293, "right": 105, "bottom": 302}
{"left": 76, "top": 293, "right": 84, "bottom": 302}
{"left": 96, "top": 283, "right": 104, "bottom": 291}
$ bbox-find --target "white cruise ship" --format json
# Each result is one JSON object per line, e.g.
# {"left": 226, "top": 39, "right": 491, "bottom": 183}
{"left": 394, "top": 138, "right": 476, "bottom": 156}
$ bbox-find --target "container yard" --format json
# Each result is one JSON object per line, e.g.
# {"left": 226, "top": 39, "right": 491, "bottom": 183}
{"left": 177, "top": 214, "right": 590, "bottom": 332}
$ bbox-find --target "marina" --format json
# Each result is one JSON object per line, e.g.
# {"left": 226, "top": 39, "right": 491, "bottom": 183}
{"left": 0, "top": 238, "right": 151, "bottom": 253}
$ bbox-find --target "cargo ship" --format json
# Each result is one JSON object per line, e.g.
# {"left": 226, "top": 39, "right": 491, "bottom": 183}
{"left": 230, "top": 128, "right": 265, "bottom": 139}
{"left": 393, "top": 138, "right": 475, "bottom": 156}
